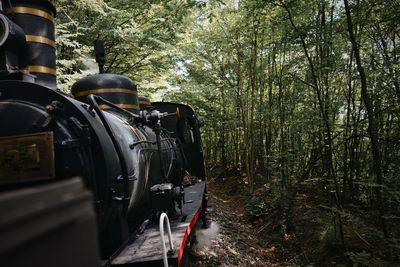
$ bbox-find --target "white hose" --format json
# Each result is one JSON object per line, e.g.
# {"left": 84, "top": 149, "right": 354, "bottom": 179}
{"left": 159, "top": 212, "right": 174, "bottom": 267}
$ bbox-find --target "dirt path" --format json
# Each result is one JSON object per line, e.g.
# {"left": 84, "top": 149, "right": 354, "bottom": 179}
{"left": 191, "top": 183, "right": 288, "bottom": 267}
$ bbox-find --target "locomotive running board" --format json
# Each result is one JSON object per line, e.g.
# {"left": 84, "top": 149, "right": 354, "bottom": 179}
{"left": 109, "top": 181, "right": 206, "bottom": 267}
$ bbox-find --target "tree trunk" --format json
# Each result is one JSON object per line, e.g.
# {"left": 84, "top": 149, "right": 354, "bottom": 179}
{"left": 343, "top": 0, "right": 387, "bottom": 236}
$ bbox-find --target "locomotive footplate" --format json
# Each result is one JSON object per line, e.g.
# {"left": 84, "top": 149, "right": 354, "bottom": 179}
{"left": 109, "top": 181, "right": 206, "bottom": 267}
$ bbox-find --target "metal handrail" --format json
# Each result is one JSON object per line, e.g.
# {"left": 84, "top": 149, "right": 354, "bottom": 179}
{"left": 159, "top": 212, "right": 174, "bottom": 267}
{"left": 87, "top": 94, "right": 130, "bottom": 212}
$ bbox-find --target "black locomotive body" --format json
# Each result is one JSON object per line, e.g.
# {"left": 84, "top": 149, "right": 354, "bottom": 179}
{"left": 0, "top": 1, "right": 206, "bottom": 266}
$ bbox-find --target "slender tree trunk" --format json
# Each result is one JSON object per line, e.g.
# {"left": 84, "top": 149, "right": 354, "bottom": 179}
{"left": 343, "top": 0, "right": 388, "bottom": 236}
{"left": 343, "top": 49, "right": 354, "bottom": 203}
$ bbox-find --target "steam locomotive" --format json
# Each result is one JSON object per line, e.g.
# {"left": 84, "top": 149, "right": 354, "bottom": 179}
{"left": 0, "top": 1, "right": 207, "bottom": 266}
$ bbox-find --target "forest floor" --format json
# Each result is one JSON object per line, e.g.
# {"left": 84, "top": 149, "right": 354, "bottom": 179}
{"left": 191, "top": 178, "right": 291, "bottom": 267}
{"left": 190, "top": 170, "right": 400, "bottom": 267}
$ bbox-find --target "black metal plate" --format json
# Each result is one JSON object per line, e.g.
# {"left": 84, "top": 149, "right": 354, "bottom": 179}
{"left": 0, "top": 131, "right": 55, "bottom": 184}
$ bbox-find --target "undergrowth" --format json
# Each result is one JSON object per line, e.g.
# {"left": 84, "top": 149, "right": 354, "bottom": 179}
{"left": 210, "top": 166, "right": 400, "bottom": 267}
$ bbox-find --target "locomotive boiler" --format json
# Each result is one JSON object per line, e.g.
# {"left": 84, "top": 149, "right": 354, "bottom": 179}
{"left": 0, "top": 1, "right": 207, "bottom": 266}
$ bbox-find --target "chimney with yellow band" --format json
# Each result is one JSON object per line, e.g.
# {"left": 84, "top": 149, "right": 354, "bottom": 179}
{"left": 2, "top": 0, "right": 57, "bottom": 89}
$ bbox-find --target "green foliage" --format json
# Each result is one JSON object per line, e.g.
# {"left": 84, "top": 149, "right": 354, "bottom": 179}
{"left": 345, "top": 251, "right": 373, "bottom": 266}
{"left": 163, "top": 0, "right": 400, "bottom": 264}
{"left": 51, "top": 0, "right": 194, "bottom": 93}
{"left": 245, "top": 194, "right": 268, "bottom": 219}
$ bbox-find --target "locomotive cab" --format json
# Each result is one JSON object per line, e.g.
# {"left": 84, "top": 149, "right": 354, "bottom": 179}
{"left": 152, "top": 102, "right": 206, "bottom": 182}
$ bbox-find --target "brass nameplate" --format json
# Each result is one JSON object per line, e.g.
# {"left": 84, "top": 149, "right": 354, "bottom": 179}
{"left": 0, "top": 132, "right": 55, "bottom": 184}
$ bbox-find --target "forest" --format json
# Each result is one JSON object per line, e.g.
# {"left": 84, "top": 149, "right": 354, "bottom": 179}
{"left": 53, "top": 0, "right": 400, "bottom": 266}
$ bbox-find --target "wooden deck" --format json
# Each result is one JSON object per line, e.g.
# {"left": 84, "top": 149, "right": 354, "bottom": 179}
{"left": 111, "top": 181, "right": 206, "bottom": 267}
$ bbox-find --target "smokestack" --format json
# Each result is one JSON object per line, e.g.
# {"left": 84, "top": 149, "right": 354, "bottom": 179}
{"left": 1, "top": 0, "right": 57, "bottom": 89}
